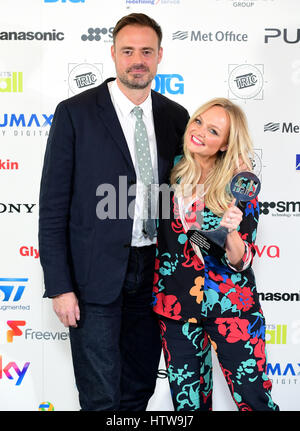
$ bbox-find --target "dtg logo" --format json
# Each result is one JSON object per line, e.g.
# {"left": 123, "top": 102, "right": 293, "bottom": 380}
{"left": 153, "top": 74, "right": 184, "bottom": 95}
{"left": 0, "top": 278, "right": 28, "bottom": 302}
{"left": 7, "top": 321, "right": 26, "bottom": 342}
{"left": 0, "top": 355, "right": 30, "bottom": 385}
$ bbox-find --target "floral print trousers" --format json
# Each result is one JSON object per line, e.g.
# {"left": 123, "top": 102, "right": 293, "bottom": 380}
{"left": 159, "top": 311, "right": 279, "bottom": 411}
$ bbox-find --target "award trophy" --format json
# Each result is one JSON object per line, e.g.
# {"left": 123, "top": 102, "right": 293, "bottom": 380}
{"left": 187, "top": 171, "right": 261, "bottom": 254}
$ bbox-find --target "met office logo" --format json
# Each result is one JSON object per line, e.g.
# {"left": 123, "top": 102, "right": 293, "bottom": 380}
{"left": 172, "top": 30, "right": 248, "bottom": 43}
{"left": 227, "top": 63, "right": 265, "bottom": 100}
{"left": 264, "top": 121, "right": 300, "bottom": 134}
{"left": 68, "top": 63, "right": 103, "bottom": 96}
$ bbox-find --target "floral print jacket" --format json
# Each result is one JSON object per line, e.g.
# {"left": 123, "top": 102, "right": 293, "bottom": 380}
{"left": 153, "top": 190, "right": 261, "bottom": 322}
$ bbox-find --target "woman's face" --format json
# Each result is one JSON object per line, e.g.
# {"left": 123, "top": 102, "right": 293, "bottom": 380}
{"left": 186, "top": 105, "right": 230, "bottom": 163}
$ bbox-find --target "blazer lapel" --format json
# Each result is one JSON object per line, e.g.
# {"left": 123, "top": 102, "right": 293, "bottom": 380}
{"left": 95, "top": 78, "right": 135, "bottom": 172}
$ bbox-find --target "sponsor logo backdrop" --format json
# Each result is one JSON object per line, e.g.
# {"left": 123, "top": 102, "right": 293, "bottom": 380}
{"left": 0, "top": 0, "right": 299, "bottom": 411}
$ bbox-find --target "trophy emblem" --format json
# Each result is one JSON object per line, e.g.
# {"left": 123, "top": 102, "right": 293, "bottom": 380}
{"left": 188, "top": 171, "right": 261, "bottom": 253}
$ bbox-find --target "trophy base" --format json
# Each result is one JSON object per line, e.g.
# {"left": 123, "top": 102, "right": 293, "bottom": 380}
{"left": 187, "top": 227, "right": 228, "bottom": 257}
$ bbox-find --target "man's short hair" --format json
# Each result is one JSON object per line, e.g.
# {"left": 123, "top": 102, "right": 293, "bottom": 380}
{"left": 113, "top": 13, "right": 162, "bottom": 47}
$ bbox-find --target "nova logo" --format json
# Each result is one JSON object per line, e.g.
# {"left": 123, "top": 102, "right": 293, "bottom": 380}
{"left": 0, "top": 278, "right": 28, "bottom": 302}
{"left": 253, "top": 245, "right": 280, "bottom": 258}
{"left": 267, "top": 363, "right": 300, "bottom": 376}
{"left": 0, "top": 355, "right": 30, "bottom": 385}
{"left": 7, "top": 321, "right": 26, "bottom": 342}
{"left": 265, "top": 28, "right": 300, "bottom": 44}
{"left": 0, "top": 114, "right": 53, "bottom": 128}
{"left": 0, "top": 72, "right": 23, "bottom": 93}
{"left": 153, "top": 74, "right": 184, "bottom": 95}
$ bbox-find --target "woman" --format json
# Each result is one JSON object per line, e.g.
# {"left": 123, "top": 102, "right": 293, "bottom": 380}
{"left": 153, "top": 98, "right": 279, "bottom": 411}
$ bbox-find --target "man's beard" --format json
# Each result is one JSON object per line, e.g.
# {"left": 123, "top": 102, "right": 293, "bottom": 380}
{"left": 118, "top": 64, "right": 154, "bottom": 90}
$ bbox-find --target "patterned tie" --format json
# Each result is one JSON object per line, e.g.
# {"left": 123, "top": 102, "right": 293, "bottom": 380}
{"left": 132, "top": 106, "right": 157, "bottom": 240}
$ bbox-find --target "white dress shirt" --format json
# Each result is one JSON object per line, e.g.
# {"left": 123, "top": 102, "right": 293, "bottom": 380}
{"left": 108, "top": 79, "right": 159, "bottom": 246}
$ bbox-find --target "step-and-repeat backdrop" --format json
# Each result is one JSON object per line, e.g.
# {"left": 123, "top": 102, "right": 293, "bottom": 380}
{"left": 0, "top": 0, "right": 299, "bottom": 411}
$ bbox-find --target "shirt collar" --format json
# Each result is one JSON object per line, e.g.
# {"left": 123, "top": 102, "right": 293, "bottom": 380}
{"left": 110, "top": 79, "right": 152, "bottom": 118}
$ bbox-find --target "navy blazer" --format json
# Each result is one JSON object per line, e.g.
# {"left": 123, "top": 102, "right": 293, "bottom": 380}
{"left": 39, "top": 78, "right": 189, "bottom": 304}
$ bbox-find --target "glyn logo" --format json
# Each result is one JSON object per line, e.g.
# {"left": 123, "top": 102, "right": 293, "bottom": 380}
{"left": 0, "top": 355, "right": 30, "bottom": 385}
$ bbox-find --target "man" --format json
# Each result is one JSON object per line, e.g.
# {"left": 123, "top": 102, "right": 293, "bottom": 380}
{"left": 39, "top": 13, "right": 189, "bottom": 411}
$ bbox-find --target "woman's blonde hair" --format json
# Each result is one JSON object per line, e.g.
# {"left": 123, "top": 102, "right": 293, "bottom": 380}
{"left": 170, "top": 97, "right": 253, "bottom": 216}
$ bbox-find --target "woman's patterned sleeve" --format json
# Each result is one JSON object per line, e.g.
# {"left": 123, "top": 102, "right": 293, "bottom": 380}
{"left": 223, "top": 196, "right": 260, "bottom": 272}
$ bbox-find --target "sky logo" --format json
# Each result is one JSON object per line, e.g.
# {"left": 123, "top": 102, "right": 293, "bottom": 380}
{"left": 0, "top": 355, "right": 30, "bottom": 385}
{"left": 0, "top": 278, "right": 28, "bottom": 302}
{"left": 296, "top": 154, "right": 300, "bottom": 170}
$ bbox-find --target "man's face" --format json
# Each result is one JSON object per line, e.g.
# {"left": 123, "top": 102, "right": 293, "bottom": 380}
{"left": 111, "top": 24, "right": 163, "bottom": 91}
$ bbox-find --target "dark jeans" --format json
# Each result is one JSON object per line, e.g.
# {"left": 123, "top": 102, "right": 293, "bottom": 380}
{"left": 69, "top": 245, "right": 161, "bottom": 411}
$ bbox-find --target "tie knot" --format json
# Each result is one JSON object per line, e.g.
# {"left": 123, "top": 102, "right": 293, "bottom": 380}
{"left": 132, "top": 106, "right": 143, "bottom": 120}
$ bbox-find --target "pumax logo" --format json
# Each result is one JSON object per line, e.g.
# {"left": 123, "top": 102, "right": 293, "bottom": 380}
{"left": 265, "top": 28, "right": 300, "bottom": 44}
